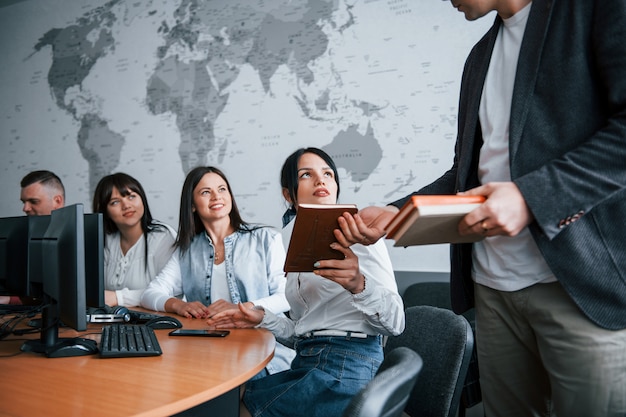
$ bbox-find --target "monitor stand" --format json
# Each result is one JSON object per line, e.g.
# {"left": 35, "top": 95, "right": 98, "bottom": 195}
{"left": 20, "top": 304, "right": 98, "bottom": 358}
{"left": 22, "top": 337, "right": 98, "bottom": 358}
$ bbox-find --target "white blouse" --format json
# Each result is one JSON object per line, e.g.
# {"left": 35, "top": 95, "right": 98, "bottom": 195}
{"left": 262, "top": 219, "right": 406, "bottom": 347}
{"left": 104, "top": 223, "right": 176, "bottom": 307}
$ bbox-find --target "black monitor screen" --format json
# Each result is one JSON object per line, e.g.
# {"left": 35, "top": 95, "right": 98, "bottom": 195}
{"left": 26, "top": 215, "right": 52, "bottom": 298}
{"left": 45, "top": 204, "right": 86, "bottom": 331}
{"left": 84, "top": 213, "right": 104, "bottom": 309}
{"left": 21, "top": 204, "right": 98, "bottom": 357}
{"left": 0, "top": 216, "right": 29, "bottom": 295}
{"left": 27, "top": 213, "right": 103, "bottom": 307}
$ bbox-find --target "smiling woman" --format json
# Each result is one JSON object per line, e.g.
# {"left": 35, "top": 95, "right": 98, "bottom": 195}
{"left": 140, "top": 166, "right": 295, "bottom": 378}
{"left": 92, "top": 172, "right": 176, "bottom": 308}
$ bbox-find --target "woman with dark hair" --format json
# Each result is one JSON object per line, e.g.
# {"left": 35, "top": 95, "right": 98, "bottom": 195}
{"left": 207, "top": 148, "right": 405, "bottom": 417}
{"left": 141, "top": 166, "right": 294, "bottom": 375}
{"left": 93, "top": 172, "right": 176, "bottom": 308}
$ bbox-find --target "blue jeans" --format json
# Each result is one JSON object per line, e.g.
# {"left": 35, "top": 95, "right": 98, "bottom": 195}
{"left": 250, "top": 368, "right": 269, "bottom": 381}
{"left": 244, "top": 335, "right": 383, "bottom": 417}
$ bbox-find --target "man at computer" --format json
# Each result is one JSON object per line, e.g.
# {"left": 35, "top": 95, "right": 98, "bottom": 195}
{"left": 1, "top": 170, "right": 65, "bottom": 305}
{"left": 19, "top": 170, "right": 65, "bottom": 216}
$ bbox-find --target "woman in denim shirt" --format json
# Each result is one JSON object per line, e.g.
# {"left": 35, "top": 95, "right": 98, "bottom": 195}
{"left": 141, "top": 166, "right": 294, "bottom": 374}
{"left": 207, "top": 148, "right": 405, "bottom": 416}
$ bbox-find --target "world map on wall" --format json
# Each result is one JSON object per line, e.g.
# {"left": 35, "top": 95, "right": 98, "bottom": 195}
{"left": 0, "top": 0, "right": 491, "bottom": 271}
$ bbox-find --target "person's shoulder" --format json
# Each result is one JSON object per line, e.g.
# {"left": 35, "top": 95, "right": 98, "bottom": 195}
{"left": 241, "top": 224, "right": 282, "bottom": 242}
{"left": 105, "top": 230, "right": 121, "bottom": 244}
{"left": 149, "top": 219, "right": 175, "bottom": 231}
{"left": 242, "top": 223, "right": 278, "bottom": 234}
{"left": 148, "top": 220, "right": 177, "bottom": 238}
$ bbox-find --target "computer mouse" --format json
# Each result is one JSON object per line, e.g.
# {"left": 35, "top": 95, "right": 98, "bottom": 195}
{"left": 144, "top": 316, "right": 183, "bottom": 329}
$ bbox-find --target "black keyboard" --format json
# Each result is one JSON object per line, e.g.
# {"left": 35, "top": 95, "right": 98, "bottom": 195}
{"left": 100, "top": 324, "right": 162, "bottom": 358}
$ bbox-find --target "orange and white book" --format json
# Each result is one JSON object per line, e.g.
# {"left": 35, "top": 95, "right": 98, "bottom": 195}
{"left": 385, "top": 195, "right": 486, "bottom": 246}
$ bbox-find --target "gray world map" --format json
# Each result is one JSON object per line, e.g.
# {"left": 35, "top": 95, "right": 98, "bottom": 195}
{"left": 34, "top": 0, "right": 384, "bottom": 194}
{"left": 0, "top": 0, "right": 492, "bottom": 271}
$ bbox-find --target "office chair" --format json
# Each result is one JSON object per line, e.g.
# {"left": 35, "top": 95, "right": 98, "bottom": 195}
{"left": 402, "top": 281, "right": 454, "bottom": 310}
{"left": 342, "top": 346, "right": 423, "bottom": 417}
{"left": 402, "top": 281, "right": 482, "bottom": 416}
{"left": 385, "top": 305, "right": 473, "bottom": 417}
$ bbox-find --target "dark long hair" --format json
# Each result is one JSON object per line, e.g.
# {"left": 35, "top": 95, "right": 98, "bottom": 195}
{"left": 175, "top": 166, "right": 251, "bottom": 252}
{"left": 92, "top": 172, "right": 165, "bottom": 269}
{"left": 280, "top": 147, "right": 341, "bottom": 218}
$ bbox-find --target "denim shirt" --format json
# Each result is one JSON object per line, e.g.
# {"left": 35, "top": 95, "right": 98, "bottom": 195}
{"left": 180, "top": 227, "right": 288, "bottom": 309}
{"left": 141, "top": 225, "right": 295, "bottom": 374}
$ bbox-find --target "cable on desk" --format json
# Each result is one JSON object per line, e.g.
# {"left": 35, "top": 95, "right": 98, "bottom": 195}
{"left": 0, "top": 304, "right": 44, "bottom": 340}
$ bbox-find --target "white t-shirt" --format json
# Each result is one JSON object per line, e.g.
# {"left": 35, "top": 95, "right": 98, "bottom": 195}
{"left": 473, "top": 2, "right": 556, "bottom": 291}
{"left": 209, "top": 261, "right": 232, "bottom": 303}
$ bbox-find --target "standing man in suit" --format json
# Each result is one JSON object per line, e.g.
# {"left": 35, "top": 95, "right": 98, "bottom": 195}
{"left": 19, "top": 170, "right": 65, "bottom": 216}
{"left": 338, "top": 1, "right": 626, "bottom": 416}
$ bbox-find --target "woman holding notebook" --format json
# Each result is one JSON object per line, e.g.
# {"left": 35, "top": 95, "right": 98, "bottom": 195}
{"left": 206, "top": 147, "right": 405, "bottom": 417}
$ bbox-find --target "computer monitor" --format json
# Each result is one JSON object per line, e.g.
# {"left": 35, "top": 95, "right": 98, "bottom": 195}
{"left": 84, "top": 213, "right": 105, "bottom": 309}
{"left": 25, "top": 215, "right": 52, "bottom": 299}
{"left": 9, "top": 212, "right": 103, "bottom": 329}
{"left": 25, "top": 213, "right": 103, "bottom": 308}
{"left": 21, "top": 204, "right": 98, "bottom": 357}
{"left": 0, "top": 216, "right": 29, "bottom": 296}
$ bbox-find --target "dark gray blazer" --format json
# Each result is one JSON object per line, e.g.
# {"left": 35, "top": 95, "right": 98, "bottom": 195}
{"left": 393, "top": 0, "right": 626, "bottom": 330}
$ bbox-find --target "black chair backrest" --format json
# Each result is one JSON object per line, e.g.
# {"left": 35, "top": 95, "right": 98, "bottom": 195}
{"left": 342, "top": 346, "right": 423, "bottom": 417}
{"left": 403, "top": 281, "right": 452, "bottom": 309}
{"left": 385, "top": 305, "right": 474, "bottom": 417}
{"left": 402, "top": 281, "right": 481, "bottom": 414}
{"left": 402, "top": 281, "right": 476, "bottom": 324}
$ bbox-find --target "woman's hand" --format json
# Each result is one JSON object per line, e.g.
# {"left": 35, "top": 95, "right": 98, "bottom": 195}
{"left": 206, "top": 299, "right": 253, "bottom": 317}
{"left": 313, "top": 243, "right": 365, "bottom": 294}
{"left": 166, "top": 298, "right": 211, "bottom": 319}
{"left": 104, "top": 290, "right": 118, "bottom": 307}
{"left": 206, "top": 302, "right": 264, "bottom": 329}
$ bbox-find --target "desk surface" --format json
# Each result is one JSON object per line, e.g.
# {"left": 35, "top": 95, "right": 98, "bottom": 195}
{"left": 0, "top": 311, "right": 275, "bottom": 417}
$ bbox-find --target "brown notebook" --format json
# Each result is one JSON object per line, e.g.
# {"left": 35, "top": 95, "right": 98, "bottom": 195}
{"left": 284, "top": 203, "right": 358, "bottom": 272}
{"left": 385, "top": 195, "right": 486, "bottom": 246}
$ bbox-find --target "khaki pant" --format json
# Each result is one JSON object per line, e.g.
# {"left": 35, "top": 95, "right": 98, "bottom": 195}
{"left": 474, "top": 281, "right": 626, "bottom": 417}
